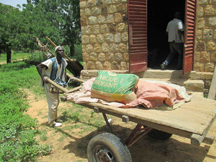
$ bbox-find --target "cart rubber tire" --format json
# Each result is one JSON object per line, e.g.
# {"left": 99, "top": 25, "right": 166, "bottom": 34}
{"left": 87, "top": 132, "right": 132, "bottom": 162}
{"left": 148, "top": 129, "right": 172, "bottom": 140}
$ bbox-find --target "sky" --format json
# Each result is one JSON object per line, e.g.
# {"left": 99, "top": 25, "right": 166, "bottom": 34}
{"left": 0, "top": 0, "right": 27, "bottom": 8}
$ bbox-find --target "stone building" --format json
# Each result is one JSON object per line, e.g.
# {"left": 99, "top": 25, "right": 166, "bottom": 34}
{"left": 196, "top": 0, "right": 216, "bottom": 73}
{"left": 79, "top": 0, "right": 216, "bottom": 91}
{"left": 80, "top": 0, "right": 129, "bottom": 77}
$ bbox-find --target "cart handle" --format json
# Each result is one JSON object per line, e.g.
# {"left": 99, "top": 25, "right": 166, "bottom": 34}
{"left": 44, "top": 77, "right": 69, "bottom": 93}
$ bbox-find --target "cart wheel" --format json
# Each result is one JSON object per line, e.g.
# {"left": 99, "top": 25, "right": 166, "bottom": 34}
{"left": 148, "top": 129, "right": 172, "bottom": 140}
{"left": 87, "top": 132, "right": 132, "bottom": 162}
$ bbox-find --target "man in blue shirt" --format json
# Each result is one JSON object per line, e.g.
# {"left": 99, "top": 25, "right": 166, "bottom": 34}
{"left": 36, "top": 46, "right": 68, "bottom": 127}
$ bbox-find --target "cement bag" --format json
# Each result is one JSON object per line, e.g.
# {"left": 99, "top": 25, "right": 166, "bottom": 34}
{"left": 91, "top": 70, "right": 139, "bottom": 104}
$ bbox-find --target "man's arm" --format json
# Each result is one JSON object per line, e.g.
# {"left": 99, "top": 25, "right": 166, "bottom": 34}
{"left": 36, "top": 63, "right": 48, "bottom": 82}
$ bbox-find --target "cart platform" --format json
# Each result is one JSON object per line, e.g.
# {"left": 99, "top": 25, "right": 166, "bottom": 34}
{"left": 45, "top": 76, "right": 216, "bottom": 161}
{"left": 73, "top": 93, "right": 216, "bottom": 146}
{"left": 46, "top": 76, "right": 216, "bottom": 145}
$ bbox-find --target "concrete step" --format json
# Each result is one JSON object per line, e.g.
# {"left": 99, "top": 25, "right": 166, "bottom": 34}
{"left": 142, "top": 69, "right": 194, "bottom": 79}
{"left": 141, "top": 78, "right": 204, "bottom": 92}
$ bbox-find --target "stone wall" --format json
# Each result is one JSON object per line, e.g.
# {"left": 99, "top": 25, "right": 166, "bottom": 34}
{"left": 80, "top": 0, "right": 129, "bottom": 77}
{"left": 79, "top": 0, "right": 215, "bottom": 90}
{"left": 195, "top": 0, "right": 216, "bottom": 73}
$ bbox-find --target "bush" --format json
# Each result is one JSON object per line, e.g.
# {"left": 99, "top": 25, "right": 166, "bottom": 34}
{"left": 74, "top": 44, "right": 83, "bottom": 61}
{"left": 0, "top": 61, "right": 51, "bottom": 161}
{"left": 27, "top": 51, "right": 47, "bottom": 62}
{"left": 28, "top": 44, "right": 83, "bottom": 63}
{"left": 0, "top": 61, "right": 32, "bottom": 72}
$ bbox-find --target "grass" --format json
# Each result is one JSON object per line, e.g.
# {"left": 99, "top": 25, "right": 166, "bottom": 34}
{"left": 0, "top": 52, "right": 30, "bottom": 64}
{"left": 39, "top": 129, "right": 48, "bottom": 141}
{"left": 58, "top": 134, "right": 68, "bottom": 142}
{"left": 0, "top": 57, "right": 132, "bottom": 161}
{"left": 0, "top": 61, "right": 53, "bottom": 161}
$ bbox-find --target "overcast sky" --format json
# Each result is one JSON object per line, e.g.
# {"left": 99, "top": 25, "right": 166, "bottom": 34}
{"left": 0, "top": 0, "right": 27, "bottom": 8}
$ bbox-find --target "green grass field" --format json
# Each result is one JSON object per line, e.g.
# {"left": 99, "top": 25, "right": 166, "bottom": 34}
{"left": 0, "top": 52, "right": 30, "bottom": 64}
{"left": 0, "top": 61, "right": 115, "bottom": 161}
{"left": 0, "top": 62, "right": 52, "bottom": 161}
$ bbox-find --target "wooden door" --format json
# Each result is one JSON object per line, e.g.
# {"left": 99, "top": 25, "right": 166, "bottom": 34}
{"left": 183, "top": 0, "right": 196, "bottom": 74}
{"left": 128, "top": 0, "right": 148, "bottom": 73}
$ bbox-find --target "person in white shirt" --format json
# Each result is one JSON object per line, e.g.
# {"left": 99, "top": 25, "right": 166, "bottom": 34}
{"left": 36, "top": 46, "right": 68, "bottom": 127}
{"left": 161, "top": 12, "right": 184, "bottom": 70}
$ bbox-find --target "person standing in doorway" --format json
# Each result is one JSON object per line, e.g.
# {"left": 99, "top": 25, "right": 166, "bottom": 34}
{"left": 161, "top": 12, "right": 184, "bottom": 70}
{"left": 36, "top": 46, "right": 68, "bottom": 127}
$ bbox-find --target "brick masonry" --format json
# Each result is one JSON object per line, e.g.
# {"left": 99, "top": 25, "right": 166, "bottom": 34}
{"left": 79, "top": 0, "right": 216, "bottom": 90}
{"left": 80, "top": 0, "right": 129, "bottom": 72}
{"left": 195, "top": 0, "right": 216, "bottom": 73}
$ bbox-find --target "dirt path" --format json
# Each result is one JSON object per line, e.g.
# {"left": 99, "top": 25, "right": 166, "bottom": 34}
{"left": 0, "top": 58, "right": 28, "bottom": 65}
{"left": 26, "top": 90, "right": 216, "bottom": 162}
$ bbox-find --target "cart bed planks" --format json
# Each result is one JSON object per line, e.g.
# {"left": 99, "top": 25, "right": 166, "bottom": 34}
{"left": 78, "top": 93, "right": 216, "bottom": 146}
{"left": 46, "top": 77, "right": 216, "bottom": 146}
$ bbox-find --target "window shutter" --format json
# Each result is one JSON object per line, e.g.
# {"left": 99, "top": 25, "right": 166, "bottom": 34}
{"left": 183, "top": 0, "right": 196, "bottom": 74}
{"left": 128, "top": 0, "right": 148, "bottom": 73}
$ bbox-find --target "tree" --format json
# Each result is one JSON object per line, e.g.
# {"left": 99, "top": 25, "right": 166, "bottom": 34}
{"left": 59, "top": 0, "right": 81, "bottom": 56}
{"left": 0, "top": 2, "right": 62, "bottom": 62}
{"left": 21, "top": 2, "right": 62, "bottom": 51}
{"left": 27, "top": 0, "right": 81, "bottom": 56}
{"left": 0, "top": 0, "right": 81, "bottom": 62}
{"left": 0, "top": 4, "right": 21, "bottom": 63}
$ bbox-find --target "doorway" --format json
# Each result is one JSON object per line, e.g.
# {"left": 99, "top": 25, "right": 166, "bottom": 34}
{"left": 147, "top": 0, "right": 186, "bottom": 70}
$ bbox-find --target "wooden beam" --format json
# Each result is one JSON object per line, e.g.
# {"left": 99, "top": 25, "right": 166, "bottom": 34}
{"left": 203, "top": 135, "right": 215, "bottom": 145}
{"left": 79, "top": 102, "right": 193, "bottom": 138}
{"left": 208, "top": 63, "right": 216, "bottom": 99}
{"left": 66, "top": 73, "right": 85, "bottom": 83}
{"left": 122, "top": 115, "right": 129, "bottom": 123}
{"left": 66, "top": 86, "right": 82, "bottom": 93}
{"left": 44, "top": 77, "right": 68, "bottom": 93}
{"left": 191, "top": 115, "right": 216, "bottom": 145}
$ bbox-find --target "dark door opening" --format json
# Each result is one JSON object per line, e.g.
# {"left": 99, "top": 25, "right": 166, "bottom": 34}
{"left": 147, "top": 0, "right": 185, "bottom": 70}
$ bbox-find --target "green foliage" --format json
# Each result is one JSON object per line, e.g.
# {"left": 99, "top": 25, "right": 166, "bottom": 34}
{"left": 0, "top": 0, "right": 81, "bottom": 56}
{"left": 26, "top": 43, "right": 83, "bottom": 63}
{"left": 39, "top": 129, "right": 48, "bottom": 141}
{"left": 0, "top": 4, "right": 21, "bottom": 50}
{"left": 0, "top": 61, "right": 32, "bottom": 72}
{"left": 61, "top": 111, "right": 80, "bottom": 122}
{"left": 21, "top": 2, "right": 62, "bottom": 52}
{"left": 27, "top": 51, "right": 49, "bottom": 62}
{"left": 58, "top": 134, "right": 68, "bottom": 142}
{"left": 62, "top": 44, "right": 83, "bottom": 61}
{"left": 74, "top": 44, "right": 83, "bottom": 61}
{"left": 0, "top": 61, "right": 51, "bottom": 161}
{"left": 90, "top": 111, "right": 94, "bottom": 117}
{"left": 29, "top": 0, "right": 81, "bottom": 52}
{"left": 0, "top": 0, "right": 82, "bottom": 63}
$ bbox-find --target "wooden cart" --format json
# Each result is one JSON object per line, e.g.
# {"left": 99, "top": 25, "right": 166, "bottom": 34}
{"left": 45, "top": 77, "right": 216, "bottom": 162}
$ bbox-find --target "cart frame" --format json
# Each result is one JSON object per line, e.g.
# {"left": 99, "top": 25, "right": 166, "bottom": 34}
{"left": 45, "top": 76, "right": 216, "bottom": 161}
